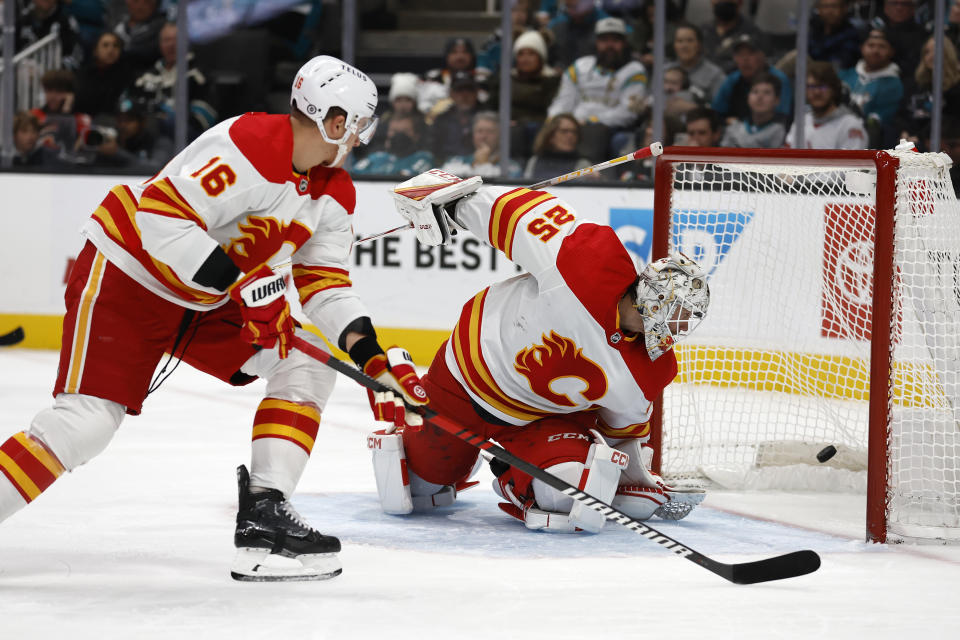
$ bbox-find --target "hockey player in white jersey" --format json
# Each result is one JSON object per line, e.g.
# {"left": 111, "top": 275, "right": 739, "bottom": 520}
{"left": 0, "top": 56, "right": 429, "bottom": 581}
{"left": 367, "top": 169, "right": 709, "bottom": 532}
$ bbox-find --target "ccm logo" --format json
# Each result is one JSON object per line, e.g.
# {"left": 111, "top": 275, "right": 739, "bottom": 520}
{"left": 367, "top": 437, "right": 381, "bottom": 449}
{"left": 610, "top": 451, "right": 630, "bottom": 469}
{"left": 547, "top": 432, "right": 592, "bottom": 443}
{"left": 428, "top": 168, "right": 461, "bottom": 182}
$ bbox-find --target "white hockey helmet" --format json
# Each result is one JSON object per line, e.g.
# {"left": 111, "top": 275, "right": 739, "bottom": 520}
{"left": 290, "top": 55, "right": 379, "bottom": 164}
{"left": 633, "top": 252, "right": 710, "bottom": 361}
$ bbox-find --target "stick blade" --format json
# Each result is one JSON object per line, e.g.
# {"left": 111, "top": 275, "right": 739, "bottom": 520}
{"left": 727, "top": 550, "right": 821, "bottom": 585}
{"left": 0, "top": 327, "right": 24, "bottom": 346}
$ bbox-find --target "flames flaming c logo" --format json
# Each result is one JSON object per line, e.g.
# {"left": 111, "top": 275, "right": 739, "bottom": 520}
{"left": 514, "top": 331, "right": 607, "bottom": 407}
{"left": 225, "top": 216, "right": 290, "bottom": 271}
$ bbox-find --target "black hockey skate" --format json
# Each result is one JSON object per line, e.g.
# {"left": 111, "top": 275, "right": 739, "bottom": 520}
{"left": 231, "top": 465, "right": 342, "bottom": 582}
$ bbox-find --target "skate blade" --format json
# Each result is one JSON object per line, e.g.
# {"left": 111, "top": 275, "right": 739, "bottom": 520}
{"left": 230, "top": 547, "right": 342, "bottom": 582}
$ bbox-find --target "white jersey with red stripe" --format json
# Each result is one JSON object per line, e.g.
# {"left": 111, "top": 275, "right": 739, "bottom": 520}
{"left": 79, "top": 112, "right": 369, "bottom": 343}
{"left": 444, "top": 186, "right": 677, "bottom": 441}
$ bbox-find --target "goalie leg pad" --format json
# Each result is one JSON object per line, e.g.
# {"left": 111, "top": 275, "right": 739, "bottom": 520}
{"left": 369, "top": 429, "right": 479, "bottom": 514}
{"left": 538, "top": 441, "right": 626, "bottom": 533}
{"left": 493, "top": 418, "right": 626, "bottom": 533}
{"left": 368, "top": 429, "right": 414, "bottom": 515}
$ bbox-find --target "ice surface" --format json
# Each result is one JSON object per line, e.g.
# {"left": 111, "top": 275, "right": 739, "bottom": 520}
{"left": 2, "top": 349, "right": 959, "bottom": 639}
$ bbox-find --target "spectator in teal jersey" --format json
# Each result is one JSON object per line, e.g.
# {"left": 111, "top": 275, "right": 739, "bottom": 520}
{"left": 352, "top": 114, "right": 434, "bottom": 177}
{"left": 711, "top": 34, "right": 792, "bottom": 124}
{"left": 839, "top": 28, "right": 903, "bottom": 147}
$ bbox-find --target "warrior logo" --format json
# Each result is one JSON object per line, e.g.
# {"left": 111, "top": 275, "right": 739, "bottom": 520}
{"left": 514, "top": 331, "right": 608, "bottom": 407}
{"left": 225, "top": 216, "right": 290, "bottom": 271}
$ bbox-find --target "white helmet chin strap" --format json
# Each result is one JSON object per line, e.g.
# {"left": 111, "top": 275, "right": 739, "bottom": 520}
{"left": 328, "top": 141, "right": 350, "bottom": 168}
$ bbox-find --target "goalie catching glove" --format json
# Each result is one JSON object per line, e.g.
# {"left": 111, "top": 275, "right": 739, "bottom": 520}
{"left": 359, "top": 346, "right": 428, "bottom": 432}
{"left": 611, "top": 441, "right": 706, "bottom": 520}
{"left": 228, "top": 264, "right": 295, "bottom": 359}
{"left": 392, "top": 168, "right": 482, "bottom": 246}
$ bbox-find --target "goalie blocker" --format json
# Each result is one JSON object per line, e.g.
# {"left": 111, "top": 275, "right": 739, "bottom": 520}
{"left": 392, "top": 168, "right": 482, "bottom": 246}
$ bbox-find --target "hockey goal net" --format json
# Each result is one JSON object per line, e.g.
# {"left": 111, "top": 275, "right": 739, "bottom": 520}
{"left": 649, "top": 146, "right": 960, "bottom": 544}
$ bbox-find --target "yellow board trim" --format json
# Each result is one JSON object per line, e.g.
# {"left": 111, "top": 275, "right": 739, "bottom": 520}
{"left": 8, "top": 313, "right": 944, "bottom": 409}
{"left": 675, "top": 345, "right": 943, "bottom": 409}
{"left": 0, "top": 314, "right": 451, "bottom": 366}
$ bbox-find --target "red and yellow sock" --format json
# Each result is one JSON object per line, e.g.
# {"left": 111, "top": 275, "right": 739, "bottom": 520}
{"left": 251, "top": 398, "right": 321, "bottom": 455}
{"left": 0, "top": 432, "right": 65, "bottom": 504}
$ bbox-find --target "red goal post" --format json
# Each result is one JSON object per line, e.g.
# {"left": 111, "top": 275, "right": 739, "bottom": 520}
{"left": 649, "top": 146, "right": 960, "bottom": 544}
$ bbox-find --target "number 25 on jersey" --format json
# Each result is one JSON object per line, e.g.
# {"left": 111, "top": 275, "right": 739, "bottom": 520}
{"left": 527, "top": 204, "right": 575, "bottom": 243}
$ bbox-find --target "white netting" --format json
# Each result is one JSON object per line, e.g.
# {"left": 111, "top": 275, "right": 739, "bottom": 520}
{"left": 659, "top": 150, "right": 960, "bottom": 543}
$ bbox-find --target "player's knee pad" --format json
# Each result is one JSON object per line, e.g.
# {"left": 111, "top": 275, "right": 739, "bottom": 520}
{"left": 494, "top": 431, "right": 627, "bottom": 533}
{"left": 28, "top": 393, "right": 125, "bottom": 471}
{"left": 243, "top": 328, "right": 337, "bottom": 409}
{"left": 368, "top": 429, "right": 480, "bottom": 514}
{"left": 611, "top": 440, "right": 705, "bottom": 521}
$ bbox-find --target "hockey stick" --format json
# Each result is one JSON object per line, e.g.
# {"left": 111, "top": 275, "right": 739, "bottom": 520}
{"left": 0, "top": 327, "right": 24, "bottom": 347}
{"left": 290, "top": 335, "right": 820, "bottom": 584}
{"left": 355, "top": 143, "right": 664, "bottom": 245}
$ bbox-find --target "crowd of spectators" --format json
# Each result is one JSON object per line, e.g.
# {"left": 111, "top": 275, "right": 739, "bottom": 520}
{"left": 347, "top": 0, "right": 960, "bottom": 184}
{"left": 7, "top": 0, "right": 217, "bottom": 171}
{"left": 6, "top": 0, "right": 960, "bottom": 186}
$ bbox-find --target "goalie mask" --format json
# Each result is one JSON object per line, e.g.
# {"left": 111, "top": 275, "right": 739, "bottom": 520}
{"left": 633, "top": 253, "right": 709, "bottom": 361}
{"left": 290, "top": 55, "right": 379, "bottom": 167}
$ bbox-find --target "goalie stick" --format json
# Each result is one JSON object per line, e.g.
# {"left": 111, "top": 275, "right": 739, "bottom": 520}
{"left": 354, "top": 143, "right": 665, "bottom": 245}
{"left": 290, "top": 335, "right": 821, "bottom": 585}
{"left": 0, "top": 327, "right": 24, "bottom": 346}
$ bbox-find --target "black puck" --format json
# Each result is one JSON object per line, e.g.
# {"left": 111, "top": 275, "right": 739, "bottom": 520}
{"left": 816, "top": 445, "right": 838, "bottom": 463}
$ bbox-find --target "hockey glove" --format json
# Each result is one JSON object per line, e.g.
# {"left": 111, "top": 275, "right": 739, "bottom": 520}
{"left": 613, "top": 441, "right": 705, "bottom": 520}
{"left": 392, "top": 168, "right": 482, "bottom": 246}
{"left": 227, "top": 264, "right": 295, "bottom": 359}
{"left": 362, "top": 346, "right": 429, "bottom": 433}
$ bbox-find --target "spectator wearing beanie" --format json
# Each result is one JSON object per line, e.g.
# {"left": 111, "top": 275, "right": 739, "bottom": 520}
{"left": 389, "top": 73, "right": 421, "bottom": 116}
{"left": 487, "top": 30, "right": 560, "bottom": 158}
{"left": 367, "top": 72, "right": 426, "bottom": 154}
